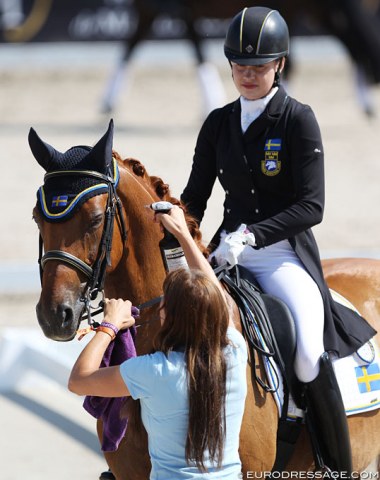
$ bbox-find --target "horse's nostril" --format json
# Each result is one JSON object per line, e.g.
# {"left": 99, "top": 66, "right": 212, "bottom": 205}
{"left": 58, "top": 304, "right": 74, "bottom": 328}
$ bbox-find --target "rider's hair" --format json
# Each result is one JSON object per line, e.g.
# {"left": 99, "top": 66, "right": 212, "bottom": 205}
{"left": 154, "top": 268, "right": 230, "bottom": 471}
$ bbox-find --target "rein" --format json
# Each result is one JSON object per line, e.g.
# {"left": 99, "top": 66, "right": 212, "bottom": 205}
{"left": 38, "top": 165, "right": 128, "bottom": 325}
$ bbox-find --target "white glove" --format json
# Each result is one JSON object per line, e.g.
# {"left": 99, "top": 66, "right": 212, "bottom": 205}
{"left": 211, "top": 224, "right": 256, "bottom": 268}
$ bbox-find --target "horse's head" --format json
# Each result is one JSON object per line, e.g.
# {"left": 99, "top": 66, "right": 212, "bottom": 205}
{"left": 30, "top": 120, "right": 208, "bottom": 343}
{"left": 30, "top": 120, "right": 127, "bottom": 341}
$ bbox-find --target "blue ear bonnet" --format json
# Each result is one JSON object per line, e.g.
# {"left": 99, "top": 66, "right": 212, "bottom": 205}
{"left": 30, "top": 120, "right": 117, "bottom": 223}
{"left": 37, "top": 149, "right": 119, "bottom": 223}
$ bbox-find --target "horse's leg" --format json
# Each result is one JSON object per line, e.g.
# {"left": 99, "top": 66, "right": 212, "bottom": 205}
{"left": 184, "top": 17, "right": 226, "bottom": 116}
{"left": 314, "top": 0, "right": 380, "bottom": 117}
{"left": 100, "top": 40, "right": 133, "bottom": 113}
{"left": 100, "top": 13, "right": 156, "bottom": 113}
{"left": 97, "top": 419, "right": 151, "bottom": 480}
{"left": 353, "top": 65, "right": 375, "bottom": 117}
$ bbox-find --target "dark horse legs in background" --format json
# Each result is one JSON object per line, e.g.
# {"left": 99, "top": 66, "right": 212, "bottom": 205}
{"left": 310, "top": 0, "right": 380, "bottom": 116}
{"left": 100, "top": 0, "right": 380, "bottom": 117}
{"left": 100, "top": 0, "right": 227, "bottom": 116}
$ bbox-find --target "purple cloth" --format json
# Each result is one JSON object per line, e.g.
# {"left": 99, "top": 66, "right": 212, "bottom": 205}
{"left": 83, "top": 326, "right": 137, "bottom": 452}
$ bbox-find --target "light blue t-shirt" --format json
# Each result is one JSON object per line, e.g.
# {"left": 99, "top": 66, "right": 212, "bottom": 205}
{"left": 119, "top": 327, "right": 247, "bottom": 480}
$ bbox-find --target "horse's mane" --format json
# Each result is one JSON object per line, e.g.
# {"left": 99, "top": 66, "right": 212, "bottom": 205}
{"left": 113, "top": 151, "right": 209, "bottom": 256}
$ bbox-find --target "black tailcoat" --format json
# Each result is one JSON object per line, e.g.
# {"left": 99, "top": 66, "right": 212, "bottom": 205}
{"left": 182, "top": 86, "right": 376, "bottom": 357}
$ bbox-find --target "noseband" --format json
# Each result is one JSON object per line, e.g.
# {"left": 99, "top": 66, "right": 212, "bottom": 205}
{"left": 38, "top": 165, "right": 127, "bottom": 325}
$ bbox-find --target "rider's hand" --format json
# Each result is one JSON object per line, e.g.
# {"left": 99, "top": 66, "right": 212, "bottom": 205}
{"left": 103, "top": 298, "right": 136, "bottom": 331}
{"left": 211, "top": 224, "right": 256, "bottom": 268}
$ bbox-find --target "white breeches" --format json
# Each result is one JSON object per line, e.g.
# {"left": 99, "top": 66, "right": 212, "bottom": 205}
{"left": 239, "top": 240, "right": 324, "bottom": 383}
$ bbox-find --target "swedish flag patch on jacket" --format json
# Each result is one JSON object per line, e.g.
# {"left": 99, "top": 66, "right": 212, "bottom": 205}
{"left": 264, "top": 139, "right": 282, "bottom": 151}
{"left": 262, "top": 138, "right": 282, "bottom": 176}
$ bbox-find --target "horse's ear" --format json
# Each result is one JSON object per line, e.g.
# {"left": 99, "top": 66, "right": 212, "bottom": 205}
{"left": 88, "top": 119, "right": 114, "bottom": 171}
{"left": 28, "top": 127, "right": 58, "bottom": 171}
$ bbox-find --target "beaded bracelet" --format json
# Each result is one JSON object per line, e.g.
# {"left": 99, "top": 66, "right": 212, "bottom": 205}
{"left": 100, "top": 321, "right": 119, "bottom": 337}
{"left": 96, "top": 326, "right": 116, "bottom": 341}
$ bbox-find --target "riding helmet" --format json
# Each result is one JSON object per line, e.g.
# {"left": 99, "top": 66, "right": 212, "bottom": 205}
{"left": 224, "top": 6, "right": 289, "bottom": 65}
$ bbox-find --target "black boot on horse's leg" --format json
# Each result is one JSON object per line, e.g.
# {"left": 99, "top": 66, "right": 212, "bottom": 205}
{"left": 305, "top": 352, "right": 353, "bottom": 475}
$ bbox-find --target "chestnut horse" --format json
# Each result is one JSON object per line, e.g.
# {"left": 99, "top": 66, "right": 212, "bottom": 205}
{"left": 30, "top": 124, "right": 380, "bottom": 478}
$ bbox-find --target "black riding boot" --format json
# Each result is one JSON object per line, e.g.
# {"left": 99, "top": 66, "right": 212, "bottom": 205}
{"left": 304, "top": 352, "right": 353, "bottom": 475}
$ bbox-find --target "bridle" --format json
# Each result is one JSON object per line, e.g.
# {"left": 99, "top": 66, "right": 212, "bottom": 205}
{"left": 38, "top": 164, "right": 127, "bottom": 325}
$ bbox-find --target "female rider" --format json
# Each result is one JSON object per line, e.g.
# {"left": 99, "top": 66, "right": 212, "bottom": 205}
{"left": 181, "top": 6, "right": 376, "bottom": 474}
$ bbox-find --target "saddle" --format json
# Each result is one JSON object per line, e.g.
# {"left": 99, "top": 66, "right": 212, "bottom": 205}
{"left": 217, "top": 265, "right": 304, "bottom": 471}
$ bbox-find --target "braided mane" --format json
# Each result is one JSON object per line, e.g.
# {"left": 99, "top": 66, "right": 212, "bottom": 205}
{"left": 113, "top": 151, "right": 208, "bottom": 256}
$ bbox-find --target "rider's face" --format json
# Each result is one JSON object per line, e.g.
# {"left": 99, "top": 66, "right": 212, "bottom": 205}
{"left": 231, "top": 59, "right": 283, "bottom": 100}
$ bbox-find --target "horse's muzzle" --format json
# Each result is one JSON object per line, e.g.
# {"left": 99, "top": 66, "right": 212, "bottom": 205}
{"left": 36, "top": 299, "right": 81, "bottom": 341}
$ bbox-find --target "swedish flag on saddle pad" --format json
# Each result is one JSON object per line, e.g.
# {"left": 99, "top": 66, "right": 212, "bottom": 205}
{"left": 31, "top": 120, "right": 119, "bottom": 222}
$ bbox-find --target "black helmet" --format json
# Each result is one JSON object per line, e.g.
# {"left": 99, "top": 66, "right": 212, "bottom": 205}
{"left": 224, "top": 6, "right": 289, "bottom": 66}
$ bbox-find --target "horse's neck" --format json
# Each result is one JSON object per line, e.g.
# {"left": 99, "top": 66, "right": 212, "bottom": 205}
{"left": 105, "top": 165, "right": 166, "bottom": 306}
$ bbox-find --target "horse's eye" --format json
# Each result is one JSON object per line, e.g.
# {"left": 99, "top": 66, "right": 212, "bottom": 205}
{"left": 89, "top": 214, "right": 104, "bottom": 230}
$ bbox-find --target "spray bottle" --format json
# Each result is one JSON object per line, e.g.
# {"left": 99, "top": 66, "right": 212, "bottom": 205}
{"left": 149, "top": 201, "right": 188, "bottom": 273}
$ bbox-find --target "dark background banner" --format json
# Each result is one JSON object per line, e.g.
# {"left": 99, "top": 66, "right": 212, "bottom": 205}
{"left": 1, "top": 0, "right": 137, "bottom": 43}
{"left": 2, "top": 1, "right": 380, "bottom": 46}
{"left": 1, "top": 0, "right": 323, "bottom": 44}
{"left": 0, "top": 0, "right": 231, "bottom": 43}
